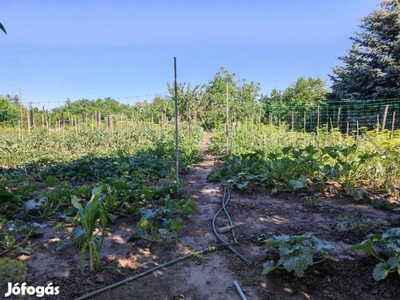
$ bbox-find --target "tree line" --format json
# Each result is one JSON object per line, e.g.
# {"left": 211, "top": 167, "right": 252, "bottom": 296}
{"left": 1, "top": 0, "right": 399, "bottom": 131}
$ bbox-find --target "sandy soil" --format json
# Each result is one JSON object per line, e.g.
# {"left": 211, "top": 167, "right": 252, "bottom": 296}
{"left": 2, "top": 133, "right": 400, "bottom": 300}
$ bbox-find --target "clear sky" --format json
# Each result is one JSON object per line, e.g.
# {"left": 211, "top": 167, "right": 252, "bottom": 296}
{"left": 1, "top": 0, "right": 379, "bottom": 109}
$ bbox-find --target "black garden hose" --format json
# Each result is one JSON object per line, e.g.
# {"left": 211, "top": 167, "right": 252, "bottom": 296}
{"left": 211, "top": 187, "right": 252, "bottom": 265}
{"left": 74, "top": 245, "right": 223, "bottom": 300}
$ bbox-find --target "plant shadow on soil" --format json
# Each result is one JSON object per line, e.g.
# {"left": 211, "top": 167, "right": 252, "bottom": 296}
{"left": 2, "top": 135, "right": 400, "bottom": 300}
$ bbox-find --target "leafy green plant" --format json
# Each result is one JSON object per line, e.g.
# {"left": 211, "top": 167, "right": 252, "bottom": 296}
{"left": 131, "top": 196, "right": 197, "bottom": 246}
{"left": 260, "top": 232, "right": 338, "bottom": 277}
{"left": 0, "top": 258, "right": 28, "bottom": 287}
{"left": 0, "top": 189, "right": 21, "bottom": 217}
{"left": 347, "top": 228, "right": 400, "bottom": 281}
{"left": 322, "top": 144, "right": 376, "bottom": 199}
{"left": 338, "top": 212, "right": 376, "bottom": 235}
{"left": 241, "top": 277, "right": 258, "bottom": 286}
{"left": 302, "top": 193, "right": 322, "bottom": 208}
{"left": 70, "top": 187, "right": 108, "bottom": 273}
{"left": 0, "top": 219, "right": 34, "bottom": 255}
{"left": 26, "top": 195, "right": 63, "bottom": 220}
{"left": 99, "top": 180, "right": 132, "bottom": 221}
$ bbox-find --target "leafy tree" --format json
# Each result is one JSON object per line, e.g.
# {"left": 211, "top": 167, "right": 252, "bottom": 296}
{"left": 201, "top": 67, "right": 261, "bottom": 129}
{"left": 329, "top": 0, "right": 400, "bottom": 100}
{"left": 262, "top": 77, "right": 327, "bottom": 126}
{"left": 51, "top": 97, "right": 133, "bottom": 122}
{"left": 1, "top": 94, "right": 19, "bottom": 105}
{"left": 167, "top": 82, "right": 203, "bottom": 126}
{"left": 151, "top": 95, "right": 175, "bottom": 124}
{"left": 0, "top": 97, "right": 20, "bottom": 126}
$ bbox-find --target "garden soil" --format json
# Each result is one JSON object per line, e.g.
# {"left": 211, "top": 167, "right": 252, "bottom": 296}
{"left": 2, "top": 133, "right": 400, "bottom": 300}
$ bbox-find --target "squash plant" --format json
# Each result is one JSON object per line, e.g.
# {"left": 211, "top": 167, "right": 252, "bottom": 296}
{"left": 260, "top": 232, "right": 338, "bottom": 277}
{"left": 347, "top": 228, "right": 400, "bottom": 281}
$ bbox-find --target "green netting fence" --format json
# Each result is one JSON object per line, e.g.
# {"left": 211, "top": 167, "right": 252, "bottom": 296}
{"left": 266, "top": 98, "right": 400, "bottom": 133}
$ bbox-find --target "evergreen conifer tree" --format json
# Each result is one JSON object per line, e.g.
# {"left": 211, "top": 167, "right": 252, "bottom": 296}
{"left": 329, "top": 0, "right": 400, "bottom": 100}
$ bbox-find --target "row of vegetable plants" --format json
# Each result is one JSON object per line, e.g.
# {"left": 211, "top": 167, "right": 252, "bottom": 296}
{"left": 209, "top": 124, "right": 400, "bottom": 281}
{"left": 209, "top": 124, "right": 400, "bottom": 200}
{"left": 0, "top": 123, "right": 203, "bottom": 276}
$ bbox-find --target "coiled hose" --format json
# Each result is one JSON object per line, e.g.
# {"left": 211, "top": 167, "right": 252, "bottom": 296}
{"left": 211, "top": 187, "right": 252, "bottom": 265}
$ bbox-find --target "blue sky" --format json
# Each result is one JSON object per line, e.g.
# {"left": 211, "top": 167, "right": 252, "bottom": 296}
{"left": 1, "top": 0, "right": 379, "bottom": 109}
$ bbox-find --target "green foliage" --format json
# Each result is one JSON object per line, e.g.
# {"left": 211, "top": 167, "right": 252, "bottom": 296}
{"left": 210, "top": 125, "right": 400, "bottom": 199}
{"left": 338, "top": 212, "right": 376, "bottom": 235}
{"left": 200, "top": 67, "right": 261, "bottom": 130}
{"left": 0, "top": 219, "right": 34, "bottom": 255}
{"left": 347, "top": 228, "right": 400, "bottom": 281}
{"left": 302, "top": 193, "right": 322, "bottom": 208}
{"left": 329, "top": 0, "right": 400, "bottom": 99}
{"left": 131, "top": 195, "right": 197, "bottom": 246}
{"left": 0, "top": 258, "right": 28, "bottom": 287}
{"left": 0, "top": 97, "right": 20, "bottom": 126}
{"left": 0, "top": 189, "right": 21, "bottom": 217}
{"left": 262, "top": 77, "right": 327, "bottom": 128}
{"left": 25, "top": 195, "right": 63, "bottom": 220}
{"left": 322, "top": 144, "right": 376, "bottom": 198}
{"left": 260, "top": 232, "right": 338, "bottom": 277}
{"left": 71, "top": 188, "right": 108, "bottom": 273}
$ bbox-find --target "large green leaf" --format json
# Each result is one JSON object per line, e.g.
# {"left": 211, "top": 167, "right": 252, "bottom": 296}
{"left": 44, "top": 176, "right": 60, "bottom": 187}
{"left": 289, "top": 176, "right": 308, "bottom": 190}
{"left": 140, "top": 208, "right": 157, "bottom": 219}
{"left": 262, "top": 260, "right": 277, "bottom": 275}
{"left": 278, "top": 244, "right": 313, "bottom": 277}
{"left": 310, "top": 235, "right": 335, "bottom": 254}
{"left": 346, "top": 240, "right": 375, "bottom": 257}
{"left": 25, "top": 198, "right": 46, "bottom": 211}
{"left": 168, "top": 220, "right": 183, "bottom": 233}
{"left": 136, "top": 217, "right": 151, "bottom": 230}
{"left": 263, "top": 235, "right": 291, "bottom": 247}
{"left": 373, "top": 257, "right": 400, "bottom": 281}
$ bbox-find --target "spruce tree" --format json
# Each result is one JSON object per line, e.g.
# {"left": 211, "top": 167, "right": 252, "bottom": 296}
{"left": 329, "top": 0, "right": 400, "bottom": 100}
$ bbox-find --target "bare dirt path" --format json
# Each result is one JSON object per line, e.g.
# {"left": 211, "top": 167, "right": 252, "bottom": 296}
{"left": 96, "top": 131, "right": 256, "bottom": 300}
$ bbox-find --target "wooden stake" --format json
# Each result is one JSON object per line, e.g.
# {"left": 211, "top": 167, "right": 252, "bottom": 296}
{"left": 357, "top": 120, "right": 359, "bottom": 140}
{"left": 226, "top": 83, "right": 229, "bottom": 156}
{"left": 391, "top": 111, "right": 396, "bottom": 138}
{"left": 19, "top": 86, "right": 24, "bottom": 143}
{"left": 381, "top": 105, "right": 389, "bottom": 132}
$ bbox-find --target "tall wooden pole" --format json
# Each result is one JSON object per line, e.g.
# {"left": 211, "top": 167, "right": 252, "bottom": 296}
{"left": 174, "top": 57, "right": 179, "bottom": 197}
{"left": 19, "top": 86, "right": 24, "bottom": 143}
{"left": 381, "top": 105, "right": 389, "bottom": 133}
{"left": 226, "top": 84, "right": 229, "bottom": 156}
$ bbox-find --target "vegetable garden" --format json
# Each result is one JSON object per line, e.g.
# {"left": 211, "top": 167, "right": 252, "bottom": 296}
{"left": 0, "top": 117, "right": 399, "bottom": 299}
